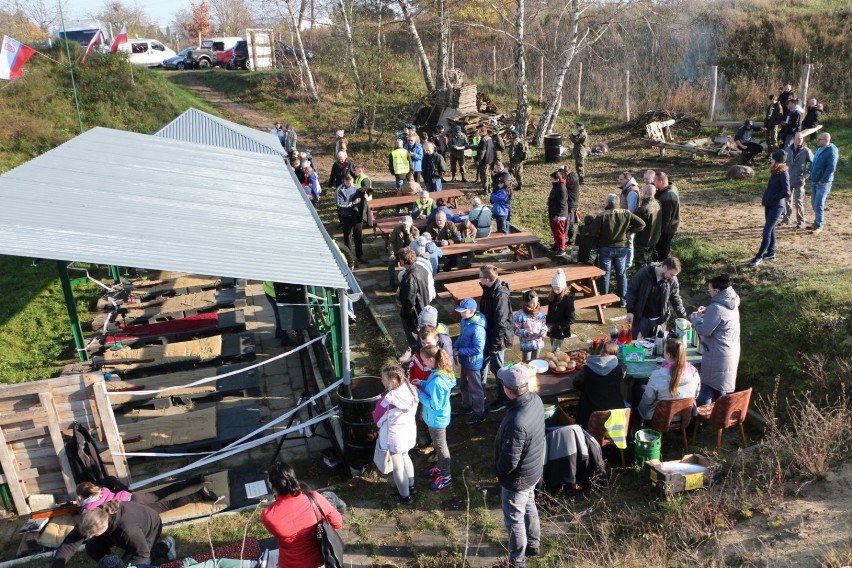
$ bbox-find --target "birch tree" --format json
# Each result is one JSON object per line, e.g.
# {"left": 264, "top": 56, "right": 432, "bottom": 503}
{"left": 282, "top": 0, "right": 319, "bottom": 101}
{"left": 513, "top": 0, "right": 528, "bottom": 133}
{"left": 435, "top": 0, "right": 449, "bottom": 90}
{"left": 397, "top": 0, "right": 434, "bottom": 93}
{"left": 337, "top": 0, "right": 364, "bottom": 96}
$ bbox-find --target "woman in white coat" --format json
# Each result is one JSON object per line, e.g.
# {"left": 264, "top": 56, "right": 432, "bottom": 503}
{"left": 690, "top": 273, "right": 741, "bottom": 406}
{"left": 375, "top": 364, "right": 419, "bottom": 505}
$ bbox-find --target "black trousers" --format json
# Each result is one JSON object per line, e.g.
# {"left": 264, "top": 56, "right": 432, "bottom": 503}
{"left": 132, "top": 479, "right": 201, "bottom": 514}
{"left": 340, "top": 216, "right": 364, "bottom": 260}
{"left": 654, "top": 232, "right": 675, "bottom": 261}
{"left": 401, "top": 311, "right": 419, "bottom": 351}
{"left": 740, "top": 141, "right": 763, "bottom": 164}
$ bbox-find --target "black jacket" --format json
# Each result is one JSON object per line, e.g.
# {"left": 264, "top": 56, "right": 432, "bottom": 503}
{"left": 479, "top": 279, "right": 513, "bottom": 352}
{"left": 398, "top": 263, "right": 431, "bottom": 319}
{"left": 780, "top": 107, "right": 803, "bottom": 139}
{"left": 327, "top": 160, "right": 355, "bottom": 188}
{"left": 565, "top": 173, "right": 581, "bottom": 208}
{"left": 53, "top": 501, "right": 162, "bottom": 568}
{"left": 625, "top": 264, "right": 687, "bottom": 323}
{"left": 478, "top": 136, "right": 496, "bottom": 165}
{"left": 762, "top": 170, "right": 791, "bottom": 208}
{"left": 656, "top": 184, "right": 680, "bottom": 235}
{"left": 495, "top": 391, "right": 546, "bottom": 491}
{"left": 573, "top": 358, "right": 627, "bottom": 429}
{"left": 802, "top": 106, "right": 822, "bottom": 129}
{"left": 544, "top": 293, "right": 575, "bottom": 340}
{"left": 542, "top": 425, "right": 607, "bottom": 494}
{"left": 547, "top": 181, "right": 569, "bottom": 219}
{"left": 423, "top": 153, "right": 446, "bottom": 181}
{"left": 765, "top": 101, "right": 784, "bottom": 127}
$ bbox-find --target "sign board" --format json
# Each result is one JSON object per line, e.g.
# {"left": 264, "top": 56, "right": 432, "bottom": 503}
{"left": 245, "top": 29, "right": 274, "bottom": 71}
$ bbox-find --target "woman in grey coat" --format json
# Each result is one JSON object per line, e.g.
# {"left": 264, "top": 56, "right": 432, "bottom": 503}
{"left": 690, "top": 274, "right": 741, "bottom": 406}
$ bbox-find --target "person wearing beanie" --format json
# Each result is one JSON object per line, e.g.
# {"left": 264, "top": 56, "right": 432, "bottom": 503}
{"left": 749, "top": 149, "right": 791, "bottom": 268}
{"left": 544, "top": 269, "right": 575, "bottom": 352}
{"left": 430, "top": 124, "right": 448, "bottom": 157}
{"left": 334, "top": 129, "right": 348, "bottom": 157}
{"left": 734, "top": 119, "right": 764, "bottom": 166}
{"left": 448, "top": 125, "right": 469, "bottom": 183}
{"left": 417, "top": 305, "right": 453, "bottom": 359}
{"left": 507, "top": 129, "right": 529, "bottom": 191}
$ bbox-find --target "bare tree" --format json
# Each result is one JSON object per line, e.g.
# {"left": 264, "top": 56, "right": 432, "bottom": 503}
{"left": 281, "top": 0, "right": 318, "bottom": 101}
{"left": 209, "top": 0, "right": 254, "bottom": 36}
{"left": 435, "top": 0, "right": 449, "bottom": 91}
{"left": 336, "top": 0, "right": 363, "bottom": 96}
{"left": 513, "top": 0, "right": 528, "bottom": 133}
{"left": 397, "top": 0, "right": 434, "bottom": 93}
{"left": 95, "top": 1, "right": 160, "bottom": 38}
{"left": 6, "top": 0, "right": 63, "bottom": 38}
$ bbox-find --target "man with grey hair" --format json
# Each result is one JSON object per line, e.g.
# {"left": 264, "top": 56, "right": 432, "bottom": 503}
{"left": 784, "top": 132, "right": 813, "bottom": 228}
{"left": 468, "top": 197, "right": 493, "bottom": 239}
{"left": 586, "top": 193, "right": 645, "bottom": 306}
{"left": 423, "top": 141, "right": 447, "bottom": 192}
{"left": 327, "top": 151, "right": 355, "bottom": 190}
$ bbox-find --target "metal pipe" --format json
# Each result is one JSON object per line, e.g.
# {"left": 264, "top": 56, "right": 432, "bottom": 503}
{"left": 339, "top": 290, "right": 352, "bottom": 398}
{"left": 56, "top": 261, "right": 88, "bottom": 361}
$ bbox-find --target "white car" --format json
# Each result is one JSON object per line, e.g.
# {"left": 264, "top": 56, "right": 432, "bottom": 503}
{"left": 119, "top": 39, "right": 177, "bottom": 67}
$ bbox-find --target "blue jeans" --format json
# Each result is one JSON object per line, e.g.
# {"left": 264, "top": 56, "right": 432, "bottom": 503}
{"left": 481, "top": 349, "right": 508, "bottom": 402}
{"left": 811, "top": 181, "right": 832, "bottom": 228}
{"left": 625, "top": 233, "right": 636, "bottom": 268}
{"left": 501, "top": 486, "right": 540, "bottom": 567}
{"left": 599, "top": 246, "right": 629, "bottom": 300}
{"left": 495, "top": 216, "right": 509, "bottom": 234}
{"left": 756, "top": 205, "right": 783, "bottom": 258}
{"left": 427, "top": 178, "right": 443, "bottom": 192}
{"left": 697, "top": 383, "right": 726, "bottom": 407}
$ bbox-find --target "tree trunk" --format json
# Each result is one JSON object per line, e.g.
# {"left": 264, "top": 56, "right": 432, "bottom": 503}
{"left": 533, "top": 0, "right": 581, "bottom": 146}
{"left": 284, "top": 0, "right": 319, "bottom": 102}
{"left": 337, "top": 0, "right": 364, "bottom": 96}
{"left": 398, "top": 0, "right": 435, "bottom": 93}
{"left": 513, "top": 0, "right": 529, "bottom": 134}
{"left": 436, "top": 0, "right": 449, "bottom": 91}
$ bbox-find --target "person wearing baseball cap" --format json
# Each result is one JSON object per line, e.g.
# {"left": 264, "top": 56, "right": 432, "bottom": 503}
{"left": 493, "top": 362, "right": 545, "bottom": 567}
{"left": 452, "top": 298, "right": 487, "bottom": 425}
{"left": 733, "top": 119, "right": 764, "bottom": 165}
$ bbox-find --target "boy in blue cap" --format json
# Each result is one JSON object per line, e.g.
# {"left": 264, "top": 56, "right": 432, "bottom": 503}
{"left": 452, "top": 298, "right": 487, "bottom": 425}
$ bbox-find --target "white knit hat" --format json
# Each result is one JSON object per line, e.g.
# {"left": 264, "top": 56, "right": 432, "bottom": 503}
{"left": 551, "top": 269, "right": 567, "bottom": 289}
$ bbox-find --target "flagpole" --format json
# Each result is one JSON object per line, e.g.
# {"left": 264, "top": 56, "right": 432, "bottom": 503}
{"left": 57, "top": 1, "right": 84, "bottom": 135}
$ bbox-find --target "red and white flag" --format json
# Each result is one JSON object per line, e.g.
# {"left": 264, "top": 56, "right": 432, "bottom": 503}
{"left": 110, "top": 24, "right": 127, "bottom": 53}
{"left": 0, "top": 35, "right": 37, "bottom": 80}
{"left": 82, "top": 30, "right": 103, "bottom": 62}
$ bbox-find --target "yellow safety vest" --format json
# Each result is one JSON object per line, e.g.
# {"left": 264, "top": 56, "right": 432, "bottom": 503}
{"left": 470, "top": 136, "right": 480, "bottom": 158}
{"left": 262, "top": 281, "right": 275, "bottom": 297}
{"left": 391, "top": 148, "right": 411, "bottom": 175}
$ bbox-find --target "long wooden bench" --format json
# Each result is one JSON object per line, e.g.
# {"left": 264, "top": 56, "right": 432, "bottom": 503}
{"left": 433, "top": 257, "right": 550, "bottom": 284}
{"left": 369, "top": 189, "right": 464, "bottom": 212}
{"left": 537, "top": 293, "right": 623, "bottom": 323}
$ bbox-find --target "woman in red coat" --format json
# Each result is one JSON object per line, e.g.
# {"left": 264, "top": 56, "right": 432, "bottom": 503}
{"left": 261, "top": 461, "right": 343, "bottom": 568}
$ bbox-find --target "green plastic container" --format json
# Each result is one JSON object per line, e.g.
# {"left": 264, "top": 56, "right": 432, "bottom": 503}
{"left": 634, "top": 428, "right": 662, "bottom": 468}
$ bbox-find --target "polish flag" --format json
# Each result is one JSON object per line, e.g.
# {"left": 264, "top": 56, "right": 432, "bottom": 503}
{"left": 110, "top": 24, "right": 127, "bottom": 53}
{"left": 82, "top": 30, "right": 103, "bottom": 62}
{"left": 0, "top": 35, "right": 37, "bottom": 80}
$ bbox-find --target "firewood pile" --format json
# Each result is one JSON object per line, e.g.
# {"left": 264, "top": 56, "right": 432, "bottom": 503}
{"left": 434, "top": 85, "right": 478, "bottom": 114}
{"left": 628, "top": 110, "right": 702, "bottom": 137}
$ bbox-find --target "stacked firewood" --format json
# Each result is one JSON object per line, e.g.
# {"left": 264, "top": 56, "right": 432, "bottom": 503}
{"left": 628, "top": 110, "right": 702, "bottom": 137}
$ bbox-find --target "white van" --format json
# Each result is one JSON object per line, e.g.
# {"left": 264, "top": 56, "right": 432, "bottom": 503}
{"left": 119, "top": 39, "right": 177, "bottom": 67}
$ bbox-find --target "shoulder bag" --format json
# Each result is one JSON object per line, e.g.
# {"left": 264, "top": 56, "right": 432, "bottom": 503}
{"left": 305, "top": 490, "right": 344, "bottom": 568}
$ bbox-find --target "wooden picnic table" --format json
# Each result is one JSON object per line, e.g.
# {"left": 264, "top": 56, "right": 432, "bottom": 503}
{"left": 439, "top": 232, "right": 540, "bottom": 262}
{"left": 374, "top": 209, "right": 464, "bottom": 249}
{"left": 368, "top": 189, "right": 465, "bottom": 213}
{"left": 443, "top": 264, "right": 618, "bottom": 324}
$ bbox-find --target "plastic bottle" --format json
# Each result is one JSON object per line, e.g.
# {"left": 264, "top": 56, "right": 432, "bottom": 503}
{"left": 610, "top": 325, "right": 619, "bottom": 343}
{"left": 654, "top": 326, "right": 665, "bottom": 356}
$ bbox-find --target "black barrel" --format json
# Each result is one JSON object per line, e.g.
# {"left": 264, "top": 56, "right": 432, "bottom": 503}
{"left": 337, "top": 376, "right": 385, "bottom": 470}
{"left": 543, "top": 134, "right": 563, "bottom": 163}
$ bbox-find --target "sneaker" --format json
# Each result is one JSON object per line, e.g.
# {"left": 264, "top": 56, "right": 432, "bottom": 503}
{"left": 762, "top": 254, "right": 777, "bottom": 261}
{"left": 554, "top": 250, "right": 567, "bottom": 257}
{"left": 779, "top": 219, "right": 790, "bottom": 226}
{"left": 748, "top": 257, "right": 763, "bottom": 268}
{"left": 487, "top": 400, "right": 507, "bottom": 413}
{"left": 429, "top": 475, "right": 453, "bottom": 490}
{"left": 812, "top": 227, "right": 823, "bottom": 235}
{"left": 390, "top": 492, "right": 414, "bottom": 506}
{"left": 156, "top": 536, "right": 177, "bottom": 562}
{"left": 408, "top": 485, "right": 419, "bottom": 496}
{"left": 525, "top": 545, "right": 540, "bottom": 557}
{"left": 805, "top": 224, "right": 818, "bottom": 231}
{"left": 423, "top": 465, "right": 440, "bottom": 478}
{"left": 417, "top": 444, "right": 435, "bottom": 455}
{"left": 796, "top": 223, "right": 805, "bottom": 230}
{"left": 451, "top": 406, "right": 473, "bottom": 416}
{"left": 399, "top": 348, "right": 413, "bottom": 364}
{"left": 200, "top": 486, "right": 219, "bottom": 502}
{"left": 465, "top": 413, "right": 486, "bottom": 425}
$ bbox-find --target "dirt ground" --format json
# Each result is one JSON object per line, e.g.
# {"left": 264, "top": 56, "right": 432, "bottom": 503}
{"left": 169, "top": 79, "right": 852, "bottom": 566}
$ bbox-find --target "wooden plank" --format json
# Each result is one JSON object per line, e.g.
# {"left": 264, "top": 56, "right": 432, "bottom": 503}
{"left": 92, "top": 381, "right": 131, "bottom": 486}
{"left": 433, "top": 257, "right": 551, "bottom": 284}
{"left": 0, "top": 408, "right": 47, "bottom": 427}
{"left": 701, "top": 121, "right": 764, "bottom": 128}
{"left": 38, "top": 392, "right": 78, "bottom": 496}
{"left": 369, "top": 189, "right": 464, "bottom": 211}
{"left": 119, "top": 404, "right": 217, "bottom": 452}
{"left": 438, "top": 232, "right": 540, "bottom": 256}
{"left": 444, "top": 265, "right": 605, "bottom": 304}
{"left": 2, "top": 425, "right": 49, "bottom": 442}
{"left": 0, "top": 426, "right": 31, "bottom": 514}
{"left": 0, "top": 374, "right": 86, "bottom": 399}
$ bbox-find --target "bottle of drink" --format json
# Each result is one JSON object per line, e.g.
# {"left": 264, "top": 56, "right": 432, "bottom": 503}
{"left": 610, "top": 325, "right": 619, "bottom": 343}
{"left": 654, "top": 326, "right": 665, "bottom": 356}
{"left": 618, "top": 324, "right": 628, "bottom": 344}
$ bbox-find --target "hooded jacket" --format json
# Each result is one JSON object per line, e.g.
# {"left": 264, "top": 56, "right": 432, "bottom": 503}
{"left": 545, "top": 293, "right": 575, "bottom": 339}
{"left": 454, "top": 312, "right": 487, "bottom": 371}
{"left": 638, "top": 362, "right": 700, "bottom": 420}
{"left": 479, "top": 279, "right": 514, "bottom": 352}
{"left": 418, "top": 368, "right": 455, "bottom": 429}
{"left": 811, "top": 143, "right": 839, "bottom": 185}
{"left": 512, "top": 308, "right": 547, "bottom": 353}
{"left": 377, "top": 382, "right": 419, "bottom": 453}
{"left": 574, "top": 355, "right": 627, "bottom": 428}
{"left": 656, "top": 184, "right": 681, "bottom": 235}
{"left": 548, "top": 180, "right": 569, "bottom": 219}
{"left": 495, "top": 391, "right": 546, "bottom": 491}
{"left": 761, "top": 170, "right": 791, "bottom": 208}
{"left": 633, "top": 197, "right": 662, "bottom": 249}
{"left": 619, "top": 179, "right": 640, "bottom": 211}
{"left": 690, "top": 286, "right": 741, "bottom": 394}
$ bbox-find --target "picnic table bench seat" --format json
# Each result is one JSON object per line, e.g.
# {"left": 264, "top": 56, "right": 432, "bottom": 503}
{"left": 433, "top": 257, "right": 550, "bottom": 284}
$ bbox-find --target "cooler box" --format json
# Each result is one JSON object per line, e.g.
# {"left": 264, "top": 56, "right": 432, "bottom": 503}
{"left": 644, "top": 454, "right": 718, "bottom": 495}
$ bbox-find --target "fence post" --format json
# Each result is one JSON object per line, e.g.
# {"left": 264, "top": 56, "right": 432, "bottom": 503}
{"left": 577, "top": 61, "right": 582, "bottom": 114}
{"left": 801, "top": 63, "right": 811, "bottom": 105}
{"left": 709, "top": 65, "right": 718, "bottom": 121}
{"left": 539, "top": 55, "right": 544, "bottom": 104}
{"left": 492, "top": 44, "right": 497, "bottom": 86}
{"left": 625, "top": 70, "right": 631, "bottom": 122}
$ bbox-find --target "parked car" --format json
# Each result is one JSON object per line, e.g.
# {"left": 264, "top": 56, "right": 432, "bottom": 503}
{"left": 118, "top": 39, "right": 177, "bottom": 67}
{"left": 162, "top": 47, "right": 198, "bottom": 70}
{"left": 216, "top": 47, "right": 235, "bottom": 68}
{"left": 185, "top": 37, "right": 242, "bottom": 69}
{"left": 275, "top": 40, "right": 313, "bottom": 63}
{"left": 226, "top": 40, "right": 251, "bottom": 70}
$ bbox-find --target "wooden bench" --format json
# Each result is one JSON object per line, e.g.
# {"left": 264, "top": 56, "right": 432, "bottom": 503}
{"left": 439, "top": 232, "right": 540, "bottom": 262}
{"left": 433, "top": 257, "right": 550, "bottom": 284}
{"left": 534, "top": 293, "right": 622, "bottom": 323}
{"left": 369, "top": 189, "right": 464, "bottom": 213}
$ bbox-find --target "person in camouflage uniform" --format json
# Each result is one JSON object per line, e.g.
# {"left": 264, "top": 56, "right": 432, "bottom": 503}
{"left": 507, "top": 130, "right": 529, "bottom": 191}
{"left": 569, "top": 122, "right": 589, "bottom": 185}
{"left": 448, "top": 125, "right": 469, "bottom": 183}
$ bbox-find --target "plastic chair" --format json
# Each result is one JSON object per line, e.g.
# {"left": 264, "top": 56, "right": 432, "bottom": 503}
{"left": 645, "top": 397, "right": 695, "bottom": 453}
{"left": 587, "top": 408, "right": 631, "bottom": 467}
{"left": 692, "top": 388, "right": 752, "bottom": 451}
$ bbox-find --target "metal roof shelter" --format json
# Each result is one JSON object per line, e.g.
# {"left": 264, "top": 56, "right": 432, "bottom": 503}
{"left": 154, "top": 107, "right": 287, "bottom": 157}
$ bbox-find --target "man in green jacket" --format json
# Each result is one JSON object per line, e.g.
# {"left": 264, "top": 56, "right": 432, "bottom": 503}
{"left": 587, "top": 194, "right": 645, "bottom": 306}
{"left": 569, "top": 122, "right": 589, "bottom": 184}
{"left": 507, "top": 130, "right": 529, "bottom": 191}
{"left": 448, "top": 126, "right": 469, "bottom": 183}
{"left": 653, "top": 171, "right": 680, "bottom": 261}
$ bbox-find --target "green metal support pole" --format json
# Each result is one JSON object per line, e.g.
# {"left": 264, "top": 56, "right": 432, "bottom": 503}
{"left": 109, "top": 265, "right": 121, "bottom": 283}
{"left": 56, "top": 261, "right": 89, "bottom": 362}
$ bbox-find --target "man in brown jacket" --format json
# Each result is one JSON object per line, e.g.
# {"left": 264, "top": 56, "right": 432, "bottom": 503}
{"left": 427, "top": 210, "right": 461, "bottom": 271}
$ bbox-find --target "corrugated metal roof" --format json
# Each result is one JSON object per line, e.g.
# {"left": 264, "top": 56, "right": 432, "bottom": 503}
{"left": 0, "top": 127, "right": 357, "bottom": 293}
{"left": 154, "top": 107, "right": 286, "bottom": 157}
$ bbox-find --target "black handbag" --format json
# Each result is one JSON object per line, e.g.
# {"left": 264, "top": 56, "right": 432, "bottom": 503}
{"left": 305, "top": 490, "right": 344, "bottom": 568}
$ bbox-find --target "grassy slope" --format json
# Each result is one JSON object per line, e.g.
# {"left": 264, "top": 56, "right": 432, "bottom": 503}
{"left": 0, "top": 48, "right": 224, "bottom": 383}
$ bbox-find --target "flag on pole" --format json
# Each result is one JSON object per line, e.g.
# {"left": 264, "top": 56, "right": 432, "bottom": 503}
{"left": 0, "top": 36, "right": 37, "bottom": 80}
{"left": 110, "top": 25, "right": 127, "bottom": 53}
{"left": 82, "top": 30, "right": 103, "bottom": 63}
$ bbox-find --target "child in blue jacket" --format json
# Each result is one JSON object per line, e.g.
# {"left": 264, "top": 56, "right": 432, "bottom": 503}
{"left": 490, "top": 176, "right": 512, "bottom": 234}
{"left": 452, "top": 298, "right": 487, "bottom": 424}
{"left": 413, "top": 345, "right": 456, "bottom": 490}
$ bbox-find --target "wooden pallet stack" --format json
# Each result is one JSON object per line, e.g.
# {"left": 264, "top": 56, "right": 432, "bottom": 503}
{"left": 433, "top": 85, "right": 478, "bottom": 114}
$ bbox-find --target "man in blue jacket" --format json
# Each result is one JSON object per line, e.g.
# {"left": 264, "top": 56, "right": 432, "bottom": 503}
{"left": 452, "top": 298, "right": 487, "bottom": 425}
{"left": 808, "top": 132, "right": 839, "bottom": 235}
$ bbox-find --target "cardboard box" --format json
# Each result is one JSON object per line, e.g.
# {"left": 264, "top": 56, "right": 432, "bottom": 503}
{"left": 621, "top": 344, "right": 646, "bottom": 362}
{"left": 644, "top": 454, "right": 717, "bottom": 495}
